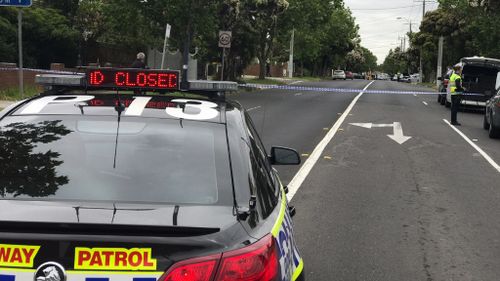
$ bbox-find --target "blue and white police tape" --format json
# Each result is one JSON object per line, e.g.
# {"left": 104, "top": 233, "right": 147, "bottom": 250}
{"left": 0, "top": 67, "right": 79, "bottom": 75}
{"left": 239, "top": 83, "right": 484, "bottom": 96}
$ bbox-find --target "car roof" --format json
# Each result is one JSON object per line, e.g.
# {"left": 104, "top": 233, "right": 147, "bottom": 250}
{"left": 3, "top": 92, "right": 243, "bottom": 124}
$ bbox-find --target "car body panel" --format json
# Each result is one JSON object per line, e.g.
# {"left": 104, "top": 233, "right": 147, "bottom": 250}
{"left": 485, "top": 89, "right": 500, "bottom": 134}
{"left": 0, "top": 90, "right": 304, "bottom": 280}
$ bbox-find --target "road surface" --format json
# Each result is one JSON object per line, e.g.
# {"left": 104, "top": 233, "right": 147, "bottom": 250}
{"left": 231, "top": 79, "right": 500, "bottom": 281}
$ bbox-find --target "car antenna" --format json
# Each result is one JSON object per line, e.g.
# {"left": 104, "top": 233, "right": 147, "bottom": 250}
{"left": 113, "top": 91, "right": 125, "bottom": 169}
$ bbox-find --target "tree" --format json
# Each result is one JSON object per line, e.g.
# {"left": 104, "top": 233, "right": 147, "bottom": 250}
{"left": 346, "top": 46, "right": 377, "bottom": 73}
{"left": 275, "top": 0, "right": 360, "bottom": 77}
{"left": 246, "top": 0, "right": 289, "bottom": 79}
{"left": 0, "top": 121, "right": 71, "bottom": 198}
{"left": 0, "top": 8, "right": 17, "bottom": 63}
{"left": 410, "top": 0, "right": 500, "bottom": 81}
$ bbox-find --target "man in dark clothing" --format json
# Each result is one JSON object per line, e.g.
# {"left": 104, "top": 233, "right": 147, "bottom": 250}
{"left": 131, "top": 52, "right": 147, "bottom": 68}
{"left": 449, "top": 64, "right": 465, "bottom": 126}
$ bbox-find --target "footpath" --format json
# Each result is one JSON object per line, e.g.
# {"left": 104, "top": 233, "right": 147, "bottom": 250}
{"left": 0, "top": 100, "right": 15, "bottom": 110}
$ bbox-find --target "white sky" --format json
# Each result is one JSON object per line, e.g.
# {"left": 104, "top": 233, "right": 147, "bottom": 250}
{"left": 344, "top": 0, "right": 439, "bottom": 64}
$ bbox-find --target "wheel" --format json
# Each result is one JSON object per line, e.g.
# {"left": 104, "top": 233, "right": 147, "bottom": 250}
{"left": 437, "top": 95, "right": 442, "bottom": 103}
{"left": 488, "top": 113, "right": 500, "bottom": 138}
{"left": 440, "top": 95, "right": 446, "bottom": 105}
{"left": 483, "top": 111, "right": 490, "bottom": 130}
{"left": 445, "top": 100, "right": 451, "bottom": 108}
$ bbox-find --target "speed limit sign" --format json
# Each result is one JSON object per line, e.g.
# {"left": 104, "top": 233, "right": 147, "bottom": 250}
{"left": 218, "top": 31, "right": 232, "bottom": 48}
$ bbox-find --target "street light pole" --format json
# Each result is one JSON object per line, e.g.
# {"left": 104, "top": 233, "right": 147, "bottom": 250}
{"left": 18, "top": 9, "right": 24, "bottom": 99}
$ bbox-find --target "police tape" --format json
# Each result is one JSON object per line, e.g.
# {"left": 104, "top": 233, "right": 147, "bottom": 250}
{"left": 0, "top": 67, "right": 78, "bottom": 75}
{"left": 239, "top": 83, "right": 484, "bottom": 96}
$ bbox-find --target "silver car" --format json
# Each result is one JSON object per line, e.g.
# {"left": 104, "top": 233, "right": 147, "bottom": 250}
{"left": 332, "top": 70, "right": 346, "bottom": 80}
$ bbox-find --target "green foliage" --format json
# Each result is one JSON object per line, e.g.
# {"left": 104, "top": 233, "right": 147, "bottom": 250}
{"left": 408, "top": 0, "right": 500, "bottom": 81}
{"left": 0, "top": 8, "right": 17, "bottom": 62}
{"left": 276, "top": 0, "right": 363, "bottom": 76}
{"left": 0, "top": 86, "right": 41, "bottom": 101}
{"left": 1, "top": 0, "right": 369, "bottom": 79}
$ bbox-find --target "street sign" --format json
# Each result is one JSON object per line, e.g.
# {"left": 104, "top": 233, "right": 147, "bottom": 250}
{"left": 0, "top": 0, "right": 32, "bottom": 7}
{"left": 218, "top": 31, "right": 232, "bottom": 48}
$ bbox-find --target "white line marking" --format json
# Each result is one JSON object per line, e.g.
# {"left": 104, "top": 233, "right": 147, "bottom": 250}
{"left": 422, "top": 101, "right": 428, "bottom": 106}
{"left": 247, "top": 106, "right": 261, "bottom": 112}
{"left": 294, "top": 93, "right": 303, "bottom": 96}
{"left": 290, "top": 80, "right": 303, "bottom": 85}
{"left": 413, "top": 94, "right": 417, "bottom": 97}
{"left": 287, "top": 81, "right": 375, "bottom": 201}
{"left": 443, "top": 119, "right": 500, "bottom": 173}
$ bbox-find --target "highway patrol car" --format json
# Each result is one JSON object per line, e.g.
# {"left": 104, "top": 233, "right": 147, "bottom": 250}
{"left": 0, "top": 68, "right": 304, "bottom": 281}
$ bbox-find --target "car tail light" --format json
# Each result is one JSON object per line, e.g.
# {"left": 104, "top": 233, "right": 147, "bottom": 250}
{"left": 215, "top": 234, "right": 279, "bottom": 281}
{"left": 160, "top": 255, "right": 220, "bottom": 281}
{"left": 159, "top": 234, "right": 279, "bottom": 281}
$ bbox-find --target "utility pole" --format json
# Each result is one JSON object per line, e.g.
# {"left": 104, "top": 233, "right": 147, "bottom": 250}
{"left": 419, "top": 0, "right": 425, "bottom": 83}
{"left": 436, "top": 36, "right": 444, "bottom": 87}
{"left": 288, "top": 28, "right": 294, "bottom": 78}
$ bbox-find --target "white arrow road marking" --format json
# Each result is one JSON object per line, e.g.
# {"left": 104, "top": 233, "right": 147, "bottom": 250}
{"left": 349, "top": 123, "right": 373, "bottom": 129}
{"left": 387, "top": 122, "right": 412, "bottom": 144}
{"left": 349, "top": 122, "right": 412, "bottom": 145}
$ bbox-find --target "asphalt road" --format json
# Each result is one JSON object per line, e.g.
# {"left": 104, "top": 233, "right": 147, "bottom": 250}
{"left": 231, "top": 79, "right": 500, "bottom": 281}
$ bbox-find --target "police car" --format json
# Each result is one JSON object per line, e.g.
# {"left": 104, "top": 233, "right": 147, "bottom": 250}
{"left": 0, "top": 68, "right": 304, "bottom": 281}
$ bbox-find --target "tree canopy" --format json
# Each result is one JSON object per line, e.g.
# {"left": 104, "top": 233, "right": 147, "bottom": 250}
{"left": 381, "top": 0, "right": 500, "bottom": 80}
{"left": 0, "top": 0, "right": 377, "bottom": 78}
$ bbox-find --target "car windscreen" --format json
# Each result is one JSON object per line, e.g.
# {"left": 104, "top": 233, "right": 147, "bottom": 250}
{"left": 0, "top": 115, "right": 233, "bottom": 205}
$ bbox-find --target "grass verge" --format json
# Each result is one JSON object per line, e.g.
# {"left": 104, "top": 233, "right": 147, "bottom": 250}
{"left": 241, "top": 78, "right": 288, "bottom": 85}
{"left": 241, "top": 76, "right": 323, "bottom": 86}
{"left": 0, "top": 86, "right": 42, "bottom": 101}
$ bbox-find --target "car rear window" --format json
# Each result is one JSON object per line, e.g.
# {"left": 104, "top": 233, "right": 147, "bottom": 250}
{"left": 0, "top": 115, "right": 233, "bottom": 205}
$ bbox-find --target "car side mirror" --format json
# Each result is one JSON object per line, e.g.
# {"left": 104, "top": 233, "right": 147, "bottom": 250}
{"left": 269, "top": 146, "right": 301, "bottom": 165}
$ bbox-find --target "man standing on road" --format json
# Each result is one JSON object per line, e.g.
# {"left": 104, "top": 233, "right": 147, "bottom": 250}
{"left": 449, "top": 64, "right": 465, "bottom": 126}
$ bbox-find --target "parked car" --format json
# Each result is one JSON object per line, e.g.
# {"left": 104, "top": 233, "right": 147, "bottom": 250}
{"left": 409, "top": 74, "right": 420, "bottom": 83}
{"left": 483, "top": 74, "right": 500, "bottom": 138}
{"left": 438, "top": 69, "right": 453, "bottom": 105}
{"left": 353, "top": 72, "right": 364, "bottom": 79}
{"left": 445, "top": 57, "right": 500, "bottom": 108}
{"left": 332, "top": 70, "right": 346, "bottom": 80}
{"left": 345, "top": 71, "right": 354, "bottom": 80}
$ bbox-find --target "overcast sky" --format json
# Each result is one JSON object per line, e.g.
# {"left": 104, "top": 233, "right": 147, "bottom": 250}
{"left": 344, "top": 0, "right": 439, "bottom": 64}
